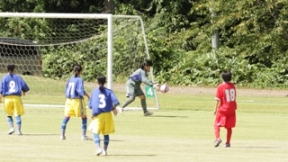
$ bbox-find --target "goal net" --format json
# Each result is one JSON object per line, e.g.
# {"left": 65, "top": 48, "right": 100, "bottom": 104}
{"left": 0, "top": 13, "right": 159, "bottom": 110}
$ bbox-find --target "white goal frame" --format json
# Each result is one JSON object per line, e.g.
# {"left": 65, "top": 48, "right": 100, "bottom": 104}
{"left": 0, "top": 12, "right": 159, "bottom": 109}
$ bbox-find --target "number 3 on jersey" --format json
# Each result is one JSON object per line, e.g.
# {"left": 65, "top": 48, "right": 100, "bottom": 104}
{"left": 225, "top": 89, "right": 235, "bottom": 102}
{"left": 99, "top": 94, "right": 106, "bottom": 108}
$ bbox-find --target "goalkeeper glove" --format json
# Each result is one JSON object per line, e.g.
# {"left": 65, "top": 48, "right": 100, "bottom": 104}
{"left": 153, "top": 84, "right": 159, "bottom": 90}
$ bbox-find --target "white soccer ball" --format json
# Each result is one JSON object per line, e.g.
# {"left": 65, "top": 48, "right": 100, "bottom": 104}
{"left": 160, "top": 84, "right": 169, "bottom": 93}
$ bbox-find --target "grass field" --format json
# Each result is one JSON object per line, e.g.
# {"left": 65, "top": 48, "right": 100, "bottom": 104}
{"left": 0, "top": 75, "right": 287, "bottom": 161}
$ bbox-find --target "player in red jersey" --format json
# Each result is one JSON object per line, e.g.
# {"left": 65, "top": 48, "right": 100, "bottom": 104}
{"left": 213, "top": 70, "right": 237, "bottom": 148}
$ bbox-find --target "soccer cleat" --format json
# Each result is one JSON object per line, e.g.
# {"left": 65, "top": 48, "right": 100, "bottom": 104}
{"left": 8, "top": 128, "right": 15, "bottom": 135}
{"left": 117, "top": 107, "right": 124, "bottom": 114}
{"left": 95, "top": 149, "right": 102, "bottom": 156}
{"left": 60, "top": 135, "right": 66, "bottom": 140}
{"left": 102, "top": 150, "right": 107, "bottom": 156}
{"left": 214, "top": 138, "right": 222, "bottom": 147}
{"left": 144, "top": 111, "right": 153, "bottom": 116}
{"left": 81, "top": 136, "right": 92, "bottom": 141}
{"left": 18, "top": 131, "right": 22, "bottom": 136}
{"left": 225, "top": 143, "right": 231, "bottom": 148}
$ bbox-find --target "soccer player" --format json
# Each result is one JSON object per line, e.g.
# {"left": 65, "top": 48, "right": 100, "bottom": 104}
{"left": 88, "top": 75, "right": 119, "bottom": 156}
{"left": 118, "top": 59, "right": 159, "bottom": 116}
{"left": 0, "top": 64, "right": 29, "bottom": 135}
{"left": 60, "top": 64, "right": 90, "bottom": 140}
{"left": 213, "top": 70, "right": 237, "bottom": 148}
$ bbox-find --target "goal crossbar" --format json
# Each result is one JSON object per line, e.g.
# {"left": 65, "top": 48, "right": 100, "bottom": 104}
{"left": 0, "top": 12, "right": 159, "bottom": 110}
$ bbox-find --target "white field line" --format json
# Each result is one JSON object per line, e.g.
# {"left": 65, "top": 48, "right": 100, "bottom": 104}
{"left": 0, "top": 103, "right": 158, "bottom": 111}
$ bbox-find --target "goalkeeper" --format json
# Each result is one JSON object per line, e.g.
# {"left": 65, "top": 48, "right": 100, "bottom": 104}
{"left": 118, "top": 59, "right": 158, "bottom": 116}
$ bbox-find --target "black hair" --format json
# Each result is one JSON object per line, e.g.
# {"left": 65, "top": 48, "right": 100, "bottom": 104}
{"left": 73, "top": 64, "right": 82, "bottom": 77}
{"left": 222, "top": 70, "right": 232, "bottom": 82}
{"left": 7, "top": 64, "right": 15, "bottom": 73}
{"left": 140, "top": 59, "right": 153, "bottom": 69}
{"left": 97, "top": 74, "right": 106, "bottom": 92}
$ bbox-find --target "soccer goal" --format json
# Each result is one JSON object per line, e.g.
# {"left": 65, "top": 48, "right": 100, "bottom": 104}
{"left": 0, "top": 13, "right": 159, "bottom": 110}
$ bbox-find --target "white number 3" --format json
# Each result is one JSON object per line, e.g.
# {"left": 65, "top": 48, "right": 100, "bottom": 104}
{"left": 99, "top": 94, "right": 106, "bottom": 108}
{"left": 225, "top": 89, "right": 235, "bottom": 102}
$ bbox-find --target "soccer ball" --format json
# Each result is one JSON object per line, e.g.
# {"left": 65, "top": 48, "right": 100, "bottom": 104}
{"left": 160, "top": 84, "right": 169, "bottom": 93}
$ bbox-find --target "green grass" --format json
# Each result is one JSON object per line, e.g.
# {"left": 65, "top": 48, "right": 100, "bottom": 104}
{"left": 0, "top": 109, "right": 287, "bottom": 162}
{"left": 0, "top": 74, "right": 287, "bottom": 161}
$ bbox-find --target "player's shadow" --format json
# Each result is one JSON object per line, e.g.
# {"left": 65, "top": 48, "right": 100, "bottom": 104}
{"left": 105, "top": 154, "right": 156, "bottom": 157}
{"left": 149, "top": 115, "right": 188, "bottom": 118}
{"left": 235, "top": 146, "right": 280, "bottom": 149}
{"left": 22, "top": 134, "right": 60, "bottom": 136}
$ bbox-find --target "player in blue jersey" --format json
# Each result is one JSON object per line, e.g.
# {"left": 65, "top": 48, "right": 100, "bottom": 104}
{"left": 118, "top": 59, "right": 159, "bottom": 116}
{"left": 88, "top": 74, "right": 119, "bottom": 156}
{"left": 0, "top": 64, "right": 29, "bottom": 135}
{"left": 60, "top": 64, "right": 90, "bottom": 140}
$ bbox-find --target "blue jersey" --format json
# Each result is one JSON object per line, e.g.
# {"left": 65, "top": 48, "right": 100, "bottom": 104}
{"left": 88, "top": 87, "right": 120, "bottom": 116}
{"left": 65, "top": 76, "right": 86, "bottom": 98}
{"left": 129, "top": 68, "right": 153, "bottom": 86}
{"left": 0, "top": 73, "right": 29, "bottom": 96}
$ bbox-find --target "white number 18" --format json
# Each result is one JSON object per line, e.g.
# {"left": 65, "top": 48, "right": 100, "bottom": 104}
{"left": 225, "top": 89, "right": 235, "bottom": 102}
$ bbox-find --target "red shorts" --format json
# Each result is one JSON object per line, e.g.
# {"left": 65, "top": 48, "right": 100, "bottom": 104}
{"left": 214, "top": 109, "right": 236, "bottom": 128}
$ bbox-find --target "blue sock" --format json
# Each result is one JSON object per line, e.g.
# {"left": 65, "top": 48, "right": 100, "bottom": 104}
{"left": 104, "top": 135, "right": 109, "bottom": 151}
{"left": 7, "top": 116, "right": 13, "bottom": 128}
{"left": 82, "top": 117, "right": 87, "bottom": 136}
{"left": 94, "top": 133, "right": 101, "bottom": 150}
{"left": 61, "top": 117, "right": 70, "bottom": 136}
{"left": 15, "top": 116, "right": 22, "bottom": 131}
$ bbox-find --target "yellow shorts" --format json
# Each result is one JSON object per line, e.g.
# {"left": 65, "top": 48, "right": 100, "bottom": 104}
{"left": 88, "top": 112, "right": 115, "bottom": 135}
{"left": 64, "top": 98, "right": 87, "bottom": 117}
{"left": 3, "top": 96, "right": 25, "bottom": 116}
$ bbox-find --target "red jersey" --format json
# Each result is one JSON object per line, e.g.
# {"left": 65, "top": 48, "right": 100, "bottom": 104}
{"left": 215, "top": 82, "right": 237, "bottom": 112}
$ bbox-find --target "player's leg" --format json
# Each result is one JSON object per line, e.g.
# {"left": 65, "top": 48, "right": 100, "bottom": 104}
{"left": 102, "top": 113, "right": 115, "bottom": 156}
{"left": 121, "top": 80, "right": 136, "bottom": 111}
{"left": 136, "top": 88, "right": 153, "bottom": 116}
{"left": 61, "top": 99, "right": 74, "bottom": 140}
{"left": 121, "top": 96, "right": 135, "bottom": 108}
{"left": 214, "top": 125, "right": 222, "bottom": 147}
{"left": 225, "top": 112, "right": 236, "bottom": 147}
{"left": 15, "top": 116, "right": 22, "bottom": 135}
{"left": 94, "top": 133, "right": 102, "bottom": 156}
{"left": 81, "top": 116, "right": 89, "bottom": 140}
{"left": 138, "top": 95, "right": 152, "bottom": 116}
{"left": 225, "top": 128, "right": 232, "bottom": 147}
{"left": 79, "top": 99, "right": 90, "bottom": 140}
{"left": 60, "top": 116, "right": 70, "bottom": 140}
{"left": 14, "top": 97, "right": 25, "bottom": 135}
{"left": 214, "top": 113, "right": 222, "bottom": 147}
{"left": 3, "top": 96, "right": 15, "bottom": 134}
{"left": 102, "top": 135, "right": 109, "bottom": 156}
{"left": 90, "top": 114, "right": 106, "bottom": 155}
{"left": 7, "top": 116, "right": 14, "bottom": 134}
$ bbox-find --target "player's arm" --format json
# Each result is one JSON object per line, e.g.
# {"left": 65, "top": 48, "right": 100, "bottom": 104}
{"left": 21, "top": 78, "right": 30, "bottom": 93}
{"left": 111, "top": 91, "right": 120, "bottom": 116}
{"left": 88, "top": 91, "right": 94, "bottom": 109}
{"left": 76, "top": 80, "right": 85, "bottom": 98}
{"left": 214, "top": 99, "right": 220, "bottom": 115}
{"left": 84, "top": 91, "right": 90, "bottom": 100}
{"left": 140, "top": 70, "right": 160, "bottom": 90}
{"left": 0, "top": 81, "right": 3, "bottom": 103}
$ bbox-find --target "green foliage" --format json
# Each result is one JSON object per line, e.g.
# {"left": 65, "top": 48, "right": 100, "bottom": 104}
{"left": 1, "top": 0, "right": 288, "bottom": 88}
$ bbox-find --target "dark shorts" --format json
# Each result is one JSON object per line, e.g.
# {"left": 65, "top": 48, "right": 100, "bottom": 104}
{"left": 125, "top": 79, "right": 144, "bottom": 97}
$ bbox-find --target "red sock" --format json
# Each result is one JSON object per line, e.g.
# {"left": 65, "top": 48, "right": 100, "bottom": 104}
{"left": 214, "top": 125, "right": 220, "bottom": 139}
{"left": 226, "top": 128, "right": 232, "bottom": 144}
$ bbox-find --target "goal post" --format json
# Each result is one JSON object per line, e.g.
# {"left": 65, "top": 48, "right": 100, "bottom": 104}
{"left": 0, "top": 12, "right": 159, "bottom": 110}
